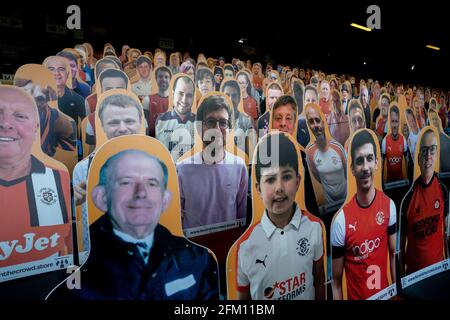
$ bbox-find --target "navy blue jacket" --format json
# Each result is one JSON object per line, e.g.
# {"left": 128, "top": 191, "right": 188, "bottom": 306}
{"left": 58, "top": 215, "right": 219, "bottom": 300}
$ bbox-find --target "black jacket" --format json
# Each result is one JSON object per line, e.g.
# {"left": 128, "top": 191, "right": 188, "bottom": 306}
{"left": 55, "top": 215, "right": 219, "bottom": 300}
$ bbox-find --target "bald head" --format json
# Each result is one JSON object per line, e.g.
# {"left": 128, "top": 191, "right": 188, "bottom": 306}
{"left": 0, "top": 86, "right": 39, "bottom": 167}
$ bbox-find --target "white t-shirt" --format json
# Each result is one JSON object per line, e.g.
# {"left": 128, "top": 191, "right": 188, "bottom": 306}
{"left": 237, "top": 205, "right": 324, "bottom": 300}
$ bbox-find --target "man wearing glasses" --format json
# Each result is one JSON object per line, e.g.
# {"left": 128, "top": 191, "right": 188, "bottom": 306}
{"left": 400, "top": 127, "right": 449, "bottom": 276}
{"left": 176, "top": 94, "right": 248, "bottom": 234}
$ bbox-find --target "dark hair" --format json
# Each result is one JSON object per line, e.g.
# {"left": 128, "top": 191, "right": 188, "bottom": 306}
{"left": 272, "top": 95, "right": 297, "bottom": 113}
{"left": 224, "top": 65, "right": 234, "bottom": 73}
{"left": 390, "top": 104, "right": 399, "bottom": 117}
{"left": 196, "top": 94, "right": 232, "bottom": 128}
{"left": 99, "top": 69, "right": 129, "bottom": 88}
{"left": 348, "top": 99, "right": 363, "bottom": 117}
{"left": 350, "top": 129, "right": 377, "bottom": 165}
{"left": 155, "top": 66, "right": 172, "bottom": 78}
{"left": 221, "top": 80, "right": 241, "bottom": 99}
{"left": 173, "top": 75, "right": 194, "bottom": 93}
{"left": 255, "top": 133, "right": 299, "bottom": 184}
{"left": 293, "top": 81, "right": 304, "bottom": 114}
{"left": 196, "top": 68, "right": 214, "bottom": 82}
{"left": 136, "top": 56, "right": 152, "bottom": 67}
{"left": 57, "top": 51, "right": 77, "bottom": 64}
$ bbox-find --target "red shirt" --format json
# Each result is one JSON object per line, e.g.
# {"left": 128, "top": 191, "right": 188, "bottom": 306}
{"left": 332, "top": 191, "right": 396, "bottom": 300}
{"left": 382, "top": 134, "right": 407, "bottom": 182}
{"left": 149, "top": 94, "right": 169, "bottom": 137}
{"left": 243, "top": 96, "right": 258, "bottom": 120}
{"left": 402, "top": 174, "right": 447, "bottom": 274}
{"left": 376, "top": 117, "right": 387, "bottom": 137}
{"left": 319, "top": 98, "right": 332, "bottom": 116}
{"left": 0, "top": 157, "right": 72, "bottom": 267}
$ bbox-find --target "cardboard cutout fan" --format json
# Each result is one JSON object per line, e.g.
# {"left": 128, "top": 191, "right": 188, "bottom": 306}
{"left": 331, "top": 128, "right": 397, "bottom": 300}
{"left": 0, "top": 85, "right": 73, "bottom": 289}
{"left": 226, "top": 132, "right": 327, "bottom": 300}
{"left": 398, "top": 126, "right": 449, "bottom": 293}
{"left": 304, "top": 103, "right": 347, "bottom": 215}
{"left": 14, "top": 64, "right": 78, "bottom": 176}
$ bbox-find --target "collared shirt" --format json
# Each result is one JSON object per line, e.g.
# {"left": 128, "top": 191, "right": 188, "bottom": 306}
{"left": 113, "top": 229, "right": 154, "bottom": 264}
{"left": 237, "top": 204, "right": 324, "bottom": 300}
{"left": 155, "top": 109, "right": 196, "bottom": 161}
{"left": 132, "top": 78, "right": 152, "bottom": 98}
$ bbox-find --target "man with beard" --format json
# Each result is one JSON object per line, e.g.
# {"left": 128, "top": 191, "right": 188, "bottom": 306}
{"left": 305, "top": 104, "right": 347, "bottom": 205}
{"left": 381, "top": 105, "right": 409, "bottom": 182}
{"left": 331, "top": 129, "right": 397, "bottom": 300}
{"left": 375, "top": 93, "right": 390, "bottom": 142}
{"left": 400, "top": 128, "right": 449, "bottom": 276}
{"left": 176, "top": 93, "right": 247, "bottom": 234}
{"left": 149, "top": 66, "right": 172, "bottom": 137}
{"left": 156, "top": 75, "right": 195, "bottom": 161}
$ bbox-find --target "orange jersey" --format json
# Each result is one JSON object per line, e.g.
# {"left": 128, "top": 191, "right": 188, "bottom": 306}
{"left": 331, "top": 191, "right": 396, "bottom": 300}
{"left": 0, "top": 157, "right": 72, "bottom": 268}
{"left": 401, "top": 174, "right": 448, "bottom": 274}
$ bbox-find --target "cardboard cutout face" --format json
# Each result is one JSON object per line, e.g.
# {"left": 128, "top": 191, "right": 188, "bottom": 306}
{"left": 331, "top": 129, "right": 397, "bottom": 300}
{"left": 226, "top": 132, "right": 327, "bottom": 300}
{"left": 94, "top": 58, "right": 121, "bottom": 84}
{"left": 382, "top": 103, "right": 408, "bottom": 183}
{"left": 398, "top": 126, "right": 448, "bottom": 290}
{"left": 151, "top": 66, "right": 172, "bottom": 96}
{"left": 0, "top": 85, "right": 73, "bottom": 284}
{"left": 292, "top": 78, "right": 304, "bottom": 115}
{"left": 175, "top": 92, "right": 248, "bottom": 237}
{"left": 154, "top": 51, "right": 167, "bottom": 68}
{"left": 81, "top": 135, "right": 219, "bottom": 299}
{"left": 304, "top": 103, "right": 347, "bottom": 214}
{"left": 156, "top": 74, "right": 196, "bottom": 162}
{"left": 269, "top": 95, "right": 298, "bottom": 139}
{"left": 14, "top": 64, "right": 78, "bottom": 175}
{"left": 328, "top": 89, "right": 350, "bottom": 147}
{"left": 43, "top": 56, "right": 72, "bottom": 91}
{"left": 220, "top": 79, "right": 256, "bottom": 158}
{"left": 223, "top": 64, "right": 235, "bottom": 79}
{"left": 196, "top": 68, "right": 215, "bottom": 96}
{"left": 94, "top": 89, "right": 146, "bottom": 150}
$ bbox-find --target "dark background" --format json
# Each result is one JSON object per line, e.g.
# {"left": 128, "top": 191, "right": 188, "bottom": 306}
{"left": 1, "top": 1, "right": 448, "bottom": 88}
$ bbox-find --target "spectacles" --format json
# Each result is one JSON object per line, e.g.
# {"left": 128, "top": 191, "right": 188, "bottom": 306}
{"left": 420, "top": 145, "right": 438, "bottom": 157}
{"left": 204, "top": 118, "right": 230, "bottom": 129}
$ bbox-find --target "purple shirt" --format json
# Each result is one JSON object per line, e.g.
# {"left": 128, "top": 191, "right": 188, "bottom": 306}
{"left": 176, "top": 152, "right": 248, "bottom": 235}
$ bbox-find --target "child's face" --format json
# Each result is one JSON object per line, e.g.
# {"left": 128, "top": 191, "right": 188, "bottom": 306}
{"left": 257, "top": 165, "right": 300, "bottom": 217}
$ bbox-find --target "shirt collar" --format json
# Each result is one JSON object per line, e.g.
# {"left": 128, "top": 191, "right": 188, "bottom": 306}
{"left": 170, "top": 109, "right": 195, "bottom": 123}
{"left": 261, "top": 203, "right": 301, "bottom": 238}
{"left": 112, "top": 228, "right": 154, "bottom": 252}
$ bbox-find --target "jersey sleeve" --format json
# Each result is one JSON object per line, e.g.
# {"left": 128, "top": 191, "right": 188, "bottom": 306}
{"left": 381, "top": 137, "right": 386, "bottom": 156}
{"left": 236, "top": 243, "right": 250, "bottom": 290}
{"left": 388, "top": 199, "right": 397, "bottom": 235}
{"left": 331, "top": 210, "right": 346, "bottom": 258}
{"left": 314, "top": 221, "right": 324, "bottom": 261}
